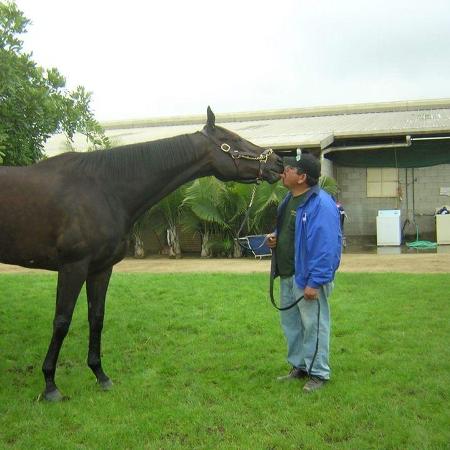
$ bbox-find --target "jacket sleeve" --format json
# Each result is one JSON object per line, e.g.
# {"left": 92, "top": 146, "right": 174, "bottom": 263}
{"left": 305, "top": 199, "right": 342, "bottom": 288}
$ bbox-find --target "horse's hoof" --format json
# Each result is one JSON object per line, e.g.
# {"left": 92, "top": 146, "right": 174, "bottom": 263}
{"left": 40, "top": 389, "right": 68, "bottom": 402}
{"left": 98, "top": 378, "right": 113, "bottom": 391}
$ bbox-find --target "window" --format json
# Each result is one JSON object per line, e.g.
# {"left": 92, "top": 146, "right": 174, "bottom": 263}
{"left": 367, "top": 168, "right": 398, "bottom": 197}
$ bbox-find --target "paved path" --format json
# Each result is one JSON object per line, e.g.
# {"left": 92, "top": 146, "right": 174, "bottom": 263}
{"left": 1, "top": 252, "right": 449, "bottom": 274}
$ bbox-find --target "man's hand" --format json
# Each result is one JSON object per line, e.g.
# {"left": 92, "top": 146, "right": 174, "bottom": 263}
{"left": 304, "top": 286, "right": 319, "bottom": 300}
{"left": 266, "top": 233, "right": 277, "bottom": 248}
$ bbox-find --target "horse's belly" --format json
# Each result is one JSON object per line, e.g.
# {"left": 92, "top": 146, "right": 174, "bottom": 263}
{"left": 0, "top": 229, "right": 59, "bottom": 270}
{"left": 0, "top": 194, "right": 61, "bottom": 269}
{"left": 0, "top": 167, "right": 126, "bottom": 272}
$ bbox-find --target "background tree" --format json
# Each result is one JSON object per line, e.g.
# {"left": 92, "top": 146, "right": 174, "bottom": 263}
{"left": 131, "top": 213, "right": 151, "bottom": 259}
{"left": 0, "top": 1, "right": 109, "bottom": 165}
{"left": 131, "top": 175, "right": 338, "bottom": 259}
{"left": 246, "top": 181, "right": 287, "bottom": 234}
{"left": 319, "top": 175, "right": 339, "bottom": 197}
{"left": 182, "top": 178, "right": 236, "bottom": 257}
{"left": 181, "top": 180, "right": 285, "bottom": 258}
{"left": 142, "top": 185, "right": 188, "bottom": 258}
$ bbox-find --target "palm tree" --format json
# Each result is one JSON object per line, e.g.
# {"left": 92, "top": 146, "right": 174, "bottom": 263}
{"left": 319, "top": 175, "right": 339, "bottom": 197}
{"left": 141, "top": 185, "right": 188, "bottom": 258}
{"left": 131, "top": 213, "right": 149, "bottom": 258}
{"left": 136, "top": 174, "right": 339, "bottom": 259}
{"left": 131, "top": 207, "right": 167, "bottom": 258}
{"left": 246, "top": 181, "right": 287, "bottom": 234}
{"left": 181, "top": 178, "right": 234, "bottom": 257}
{"left": 182, "top": 179, "right": 287, "bottom": 258}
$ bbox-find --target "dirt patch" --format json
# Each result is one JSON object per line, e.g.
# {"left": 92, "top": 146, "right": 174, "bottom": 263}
{"left": 1, "top": 253, "right": 449, "bottom": 274}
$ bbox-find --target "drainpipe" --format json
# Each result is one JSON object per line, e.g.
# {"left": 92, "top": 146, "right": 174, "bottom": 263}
{"left": 412, "top": 168, "right": 415, "bottom": 219}
{"left": 410, "top": 136, "right": 450, "bottom": 142}
{"left": 405, "top": 168, "right": 409, "bottom": 219}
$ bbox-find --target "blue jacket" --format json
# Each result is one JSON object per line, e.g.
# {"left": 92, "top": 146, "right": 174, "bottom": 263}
{"left": 274, "top": 185, "right": 342, "bottom": 289}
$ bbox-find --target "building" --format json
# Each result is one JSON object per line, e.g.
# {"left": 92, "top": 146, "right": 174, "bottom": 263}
{"left": 45, "top": 98, "right": 450, "bottom": 245}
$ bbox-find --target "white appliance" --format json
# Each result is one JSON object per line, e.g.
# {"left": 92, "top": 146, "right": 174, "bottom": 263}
{"left": 376, "top": 210, "right": 401, "bottom": 246}
{"left": 436, "top": 214, "right": 450, "bottom": 244}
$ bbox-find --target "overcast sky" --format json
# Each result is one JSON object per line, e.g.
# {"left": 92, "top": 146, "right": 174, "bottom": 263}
{"left": 14, "top": 0, "right": 450, "bottom": 122}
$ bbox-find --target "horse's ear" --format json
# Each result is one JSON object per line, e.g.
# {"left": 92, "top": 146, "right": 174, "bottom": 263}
{"left": 206, "top": 106, "right": 215, "bottom": 130}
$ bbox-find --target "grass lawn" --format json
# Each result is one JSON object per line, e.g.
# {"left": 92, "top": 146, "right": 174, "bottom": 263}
{"left": 0, "top": 272, "right": 449, "bottom": 449}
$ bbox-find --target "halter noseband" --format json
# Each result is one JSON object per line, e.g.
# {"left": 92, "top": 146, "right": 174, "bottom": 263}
{"left": 200, "top": 129, "right": 273, "bottom": 182}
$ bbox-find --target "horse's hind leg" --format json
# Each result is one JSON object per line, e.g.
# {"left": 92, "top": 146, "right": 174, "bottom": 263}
{"left": 86, "top": 267, "right": 113, "bottom": 390}
{"left": 41, "top": 260, "right": 88, "bottom": 401}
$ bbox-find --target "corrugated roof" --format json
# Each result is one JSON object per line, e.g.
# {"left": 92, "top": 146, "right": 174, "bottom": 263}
{"left": 44, "top": 99, "right": 450, "bottom": 157}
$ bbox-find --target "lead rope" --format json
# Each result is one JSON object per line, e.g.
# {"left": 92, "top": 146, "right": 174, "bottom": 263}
{"left": 269, "top": 252, "right": 320, "bottom": 376}
{"left": 269, "top": 252, "right": 304, "bottom": 310}
{"left": 236, "top": 184, "right": 272, "bottom": 253}
{"left": 236, "top": 184, "right": 258, "bottom": 238}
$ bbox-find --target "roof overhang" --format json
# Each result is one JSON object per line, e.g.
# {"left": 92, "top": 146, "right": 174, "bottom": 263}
{"left": 43, "top": 99, "right": 450, "bottom": 158}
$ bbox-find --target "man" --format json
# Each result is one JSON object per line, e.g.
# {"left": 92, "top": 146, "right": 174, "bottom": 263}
{"left": 267, "top": 153, "right": 341, "bottom": 393}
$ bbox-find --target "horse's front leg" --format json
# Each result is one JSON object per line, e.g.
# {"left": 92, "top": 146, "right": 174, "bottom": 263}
{"left": 41, "top": 260, "right": 89, "bottom": 401}
{"left": 86, "top": 267, "right": 113, "bottom": 390}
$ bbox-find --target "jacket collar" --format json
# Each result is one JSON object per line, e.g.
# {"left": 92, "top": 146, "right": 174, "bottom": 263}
{"left": 289, "top": 184, "right": 320, "bottom": 207}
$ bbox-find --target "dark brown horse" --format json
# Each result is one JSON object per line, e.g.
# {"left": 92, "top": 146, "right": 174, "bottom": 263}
{"left": 0, "top": 107, "right": 283, "bottom": 401}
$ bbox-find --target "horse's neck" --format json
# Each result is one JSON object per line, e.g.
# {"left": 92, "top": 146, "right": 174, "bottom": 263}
{"left": 101, "top": 133, "right": 212, "bottom": 225}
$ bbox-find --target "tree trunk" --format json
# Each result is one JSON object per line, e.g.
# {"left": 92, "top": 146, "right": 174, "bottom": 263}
{"left": 167, "top": 227, "right": 181, "bottom": 258}
{"left": 133, "top": 232, "right": 145, "bottom": 259}
{"left": 233, "top": 239, "right": 242, "bottom": 258}
{"left": 201, "top": 231, "right": 212, "bottom": 258}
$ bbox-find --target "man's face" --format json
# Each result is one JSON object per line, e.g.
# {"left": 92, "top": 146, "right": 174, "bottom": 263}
{"left": 281, "top": 165, "right": 306, "bottom": 189}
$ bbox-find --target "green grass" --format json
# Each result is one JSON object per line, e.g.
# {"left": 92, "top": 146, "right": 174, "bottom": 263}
{"left": 0, "top": 273, "right": 449, "bottom": 449}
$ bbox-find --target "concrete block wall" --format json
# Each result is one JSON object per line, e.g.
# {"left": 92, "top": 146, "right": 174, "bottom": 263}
{"left": 405, "top": 165, "right": 450, "bottom": 237}
{"left": 335, "top": 164, "right": 450, "bottom": 238}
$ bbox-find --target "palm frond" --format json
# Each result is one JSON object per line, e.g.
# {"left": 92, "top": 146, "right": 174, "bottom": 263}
{"left": 319, "top": 175, "right": 339, "bottom": 197}
{"left": 189, "top": 203, "right": 230, "bottom": 229}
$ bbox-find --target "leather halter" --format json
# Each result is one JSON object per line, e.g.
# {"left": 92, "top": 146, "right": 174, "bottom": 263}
{"left": 200, "top": 129, "right": 273, "bottom": 182}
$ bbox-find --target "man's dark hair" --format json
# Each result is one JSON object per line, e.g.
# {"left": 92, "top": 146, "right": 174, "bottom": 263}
{"left": 296, "top": 170, "right": 319, "bottom": 187}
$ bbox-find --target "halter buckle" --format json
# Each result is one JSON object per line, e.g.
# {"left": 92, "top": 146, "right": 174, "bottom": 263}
{"left": 220, "top": 143, "right": 231, "bottom": 153}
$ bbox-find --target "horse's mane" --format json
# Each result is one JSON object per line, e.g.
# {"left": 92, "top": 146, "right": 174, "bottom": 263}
{"left": 42, "top": 134, "right": 198, "bottom": 178}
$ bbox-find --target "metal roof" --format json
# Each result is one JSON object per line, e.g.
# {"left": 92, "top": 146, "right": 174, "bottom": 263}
{"left": 44, "top": 99, "right": 450, "bottom": 157}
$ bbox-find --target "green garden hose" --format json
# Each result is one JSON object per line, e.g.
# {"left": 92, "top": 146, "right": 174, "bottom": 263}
{"left": 406, "top": 224, "right": 437, "bottom": 249}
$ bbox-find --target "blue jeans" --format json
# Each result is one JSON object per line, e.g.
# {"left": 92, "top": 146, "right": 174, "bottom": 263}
{"left": 279, "top": 276, "right": 333, "bottom": 380}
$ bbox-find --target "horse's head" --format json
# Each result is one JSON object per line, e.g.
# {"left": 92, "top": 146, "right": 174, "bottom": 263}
{"left": 201, "top": 107, "right": 283, "bottom": 184}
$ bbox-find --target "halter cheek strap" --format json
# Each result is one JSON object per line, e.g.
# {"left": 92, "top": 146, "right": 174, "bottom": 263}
{"left": 200, "top": 129, "right": 273, "bottom": 182}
